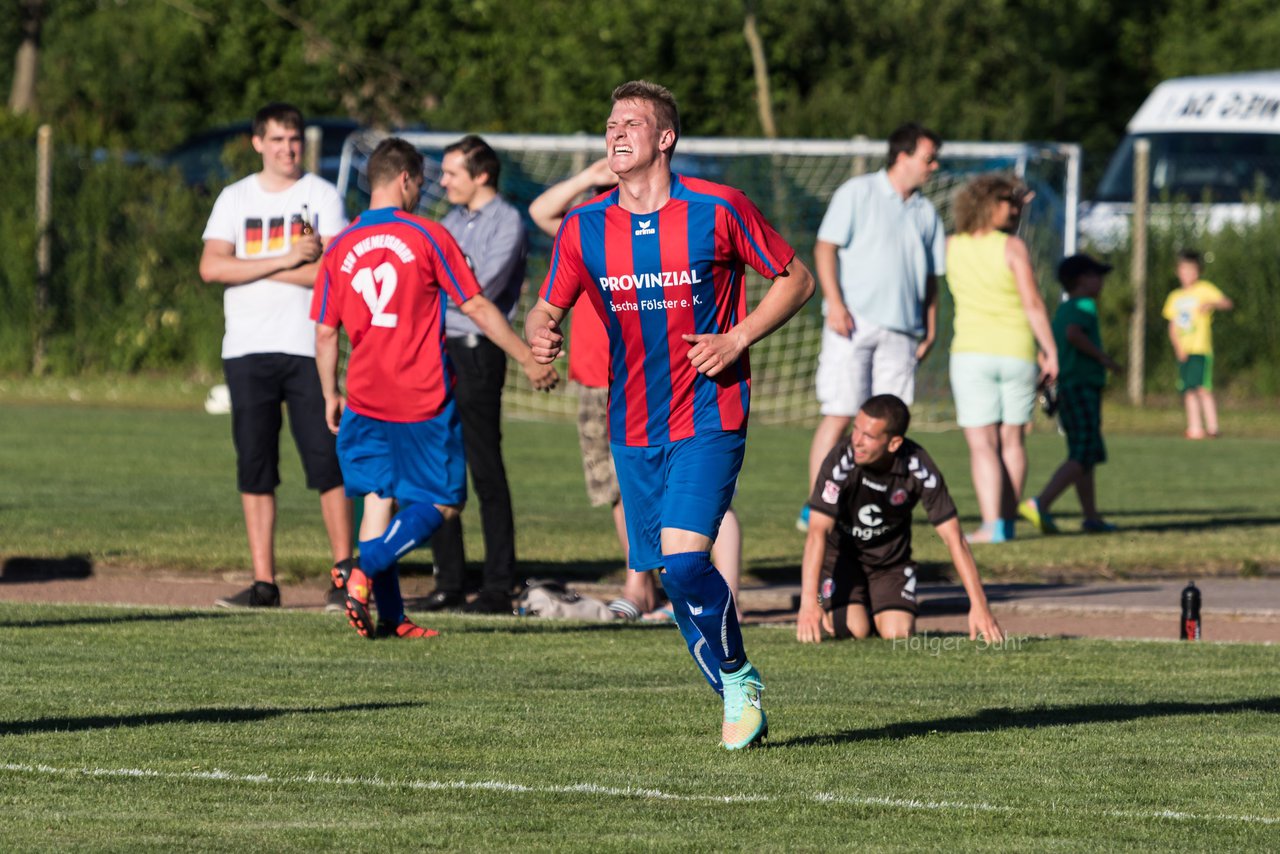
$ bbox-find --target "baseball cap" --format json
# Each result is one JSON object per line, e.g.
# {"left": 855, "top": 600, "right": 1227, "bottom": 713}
{"left": 1057, "top": 253, "right": 1113, "bottom": 287}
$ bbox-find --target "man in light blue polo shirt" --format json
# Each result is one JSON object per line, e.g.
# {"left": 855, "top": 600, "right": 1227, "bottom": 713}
{"left": 800, "top": 123, "right": 945, "bottom": 531}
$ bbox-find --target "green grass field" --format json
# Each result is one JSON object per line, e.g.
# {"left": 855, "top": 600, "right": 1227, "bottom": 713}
{"left": 2, "top": 390, "right": 1278, "bottom": 582}
{"left": 2, "top": 390, "right": 1278, "bottom": 849}
{"left": 2, "top": 604, "right": 1277, "bottom": 849}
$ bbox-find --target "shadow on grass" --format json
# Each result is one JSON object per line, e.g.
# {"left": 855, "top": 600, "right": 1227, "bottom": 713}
{"left": 0, "top": 701, "right": 419, "bottom": 737}
{"left": 397, "top": 559, "right": 627, "bottom": 584}
{"left": 1040, "top": 514, "right": 1280, "bottom": 539}
{"left": 747, "top": 561, "right": 949, "bottom": 586}
{"left": 0, "top": 611, "right": 236, "bottom": 629}
{"left": 773, "top": 697, "right": 1280, "bottom": 748}
{"left": 1086, "top": 506, "right": 1255, "bottom": 518}
{"left": 1, "top": 556, "right": 93, "bottom": 583}
{"left": 440, "top": 619, "right": 675, "bottom": 636}
{"left": 962, "top": 507, "right": 1258, "bottom": 523}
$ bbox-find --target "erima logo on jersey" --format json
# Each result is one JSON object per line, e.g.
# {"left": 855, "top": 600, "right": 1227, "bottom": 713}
{"left": 634, "top": 219, "right": 656, "bottom": 236}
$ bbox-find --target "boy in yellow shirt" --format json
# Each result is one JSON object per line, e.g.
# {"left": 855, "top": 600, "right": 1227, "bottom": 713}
{"left": 1162, "top": 250, "right": 1233, "bottom": 439}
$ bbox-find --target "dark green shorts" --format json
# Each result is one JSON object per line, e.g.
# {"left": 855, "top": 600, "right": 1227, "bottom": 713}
{"left": 1057, "top": 384, "right": 1107, "bottom": 467}
{"left": 1178, "top": 354, "right": 1213, "bottom": 391}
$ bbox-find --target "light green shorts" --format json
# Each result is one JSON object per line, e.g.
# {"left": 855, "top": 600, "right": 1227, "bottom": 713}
{"left": 949, "top": 352, "right": 1038, "bottom": 428}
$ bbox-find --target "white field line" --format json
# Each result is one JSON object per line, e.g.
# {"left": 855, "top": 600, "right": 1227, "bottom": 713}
{"left": 3, "top": 762, "right": 1277, "bottom": 826}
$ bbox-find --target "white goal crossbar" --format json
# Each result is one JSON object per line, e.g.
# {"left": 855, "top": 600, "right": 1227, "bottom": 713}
{"left": 337, "top": 132, "right": 1082, "bottom": 425}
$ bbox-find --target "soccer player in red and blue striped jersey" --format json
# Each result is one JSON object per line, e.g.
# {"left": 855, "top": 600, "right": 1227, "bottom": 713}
{"left": 314, "top": 138, "right": 557, "bottom": 640}
{"left": 526, "top": 81, "right": 815, "bottom": 749}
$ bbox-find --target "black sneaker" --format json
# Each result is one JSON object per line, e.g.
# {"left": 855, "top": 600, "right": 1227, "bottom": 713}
{"left": 215, "top": 581, "right": 280, "bottom": 608}
{"left": 421, "top": 590, "right": 466, "bottom": 612}
{"left": 462, "top": 591, "right": 513, "bottom": 615}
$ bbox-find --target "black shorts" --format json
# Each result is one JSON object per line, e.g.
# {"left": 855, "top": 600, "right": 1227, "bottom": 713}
{"left": 223, "top": 353, "right": 343, "bottom": 494}
{"left": 819, "top": 543, "right": 919, "bottom": 616}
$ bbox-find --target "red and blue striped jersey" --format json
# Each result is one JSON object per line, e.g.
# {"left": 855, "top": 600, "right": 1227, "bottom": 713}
{"left": 540, "top": 174, "right": 795, "bottom": 447}
{"left": 312, "top": 207, "right": 481, "bottom": 422}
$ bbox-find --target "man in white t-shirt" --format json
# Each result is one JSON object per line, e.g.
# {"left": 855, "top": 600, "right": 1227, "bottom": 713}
{"left": 199, "top": 102, "right": 354, "bottom": 608}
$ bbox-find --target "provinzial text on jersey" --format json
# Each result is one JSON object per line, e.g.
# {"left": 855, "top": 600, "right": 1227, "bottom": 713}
{"left": 340, "top": 234, "right": 416, "bottom": 274}
{"left": 598, "top": 269, "right": 703, "bottom": 292}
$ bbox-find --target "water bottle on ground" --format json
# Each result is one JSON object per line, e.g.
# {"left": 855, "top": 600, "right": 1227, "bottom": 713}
{"left": 1180, "top": 581, "right": 1201, "bottom": 640}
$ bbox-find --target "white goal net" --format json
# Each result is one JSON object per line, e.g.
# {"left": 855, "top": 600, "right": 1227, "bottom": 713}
{"left": 338, "top": 133, "right": 1081, "bottom": 426}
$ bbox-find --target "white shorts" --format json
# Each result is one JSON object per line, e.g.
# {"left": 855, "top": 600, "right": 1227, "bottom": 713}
{"left": 949, "top": 352, "right": 1038, "bottom": 428}
{"left": 815, "top": 319, "right": 918, "bottom": 416}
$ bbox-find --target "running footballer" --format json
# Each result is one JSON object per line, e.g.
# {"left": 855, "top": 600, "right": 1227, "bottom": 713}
{"left": 525, "top": 81, "right": 814, "bottom": 749}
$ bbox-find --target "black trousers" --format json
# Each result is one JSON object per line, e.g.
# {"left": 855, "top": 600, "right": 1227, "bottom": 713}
{"left": 431, "top": 336, "right": 516, "bottom": 595}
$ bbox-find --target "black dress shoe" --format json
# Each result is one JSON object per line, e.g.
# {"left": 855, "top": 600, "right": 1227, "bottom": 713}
{"left": 422, "top": 590, "right": 466, "bottom": 612}
{"left": 462, "top": 591, "right": 513, "bottom": 615}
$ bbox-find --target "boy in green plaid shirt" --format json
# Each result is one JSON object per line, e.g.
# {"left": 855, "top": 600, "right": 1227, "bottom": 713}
{"left": 1019, "top": 254, "right": 1123, "bottom": 535}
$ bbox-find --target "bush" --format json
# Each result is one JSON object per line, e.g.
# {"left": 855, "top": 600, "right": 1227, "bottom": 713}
{"left": 0, "top": 128, "right": 223, "bottom": 378}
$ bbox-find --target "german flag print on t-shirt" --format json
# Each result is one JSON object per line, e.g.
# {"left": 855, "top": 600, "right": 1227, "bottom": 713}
{"left": 244, "top": 218, "right": 263, "bottom": 255}
{"left": 268, "top": 217, "right": 285, "bottom": 251}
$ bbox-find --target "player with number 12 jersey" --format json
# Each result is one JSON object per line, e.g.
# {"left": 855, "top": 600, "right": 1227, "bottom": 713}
{"left": 312, "top": 209, "right": 481, "bottom": 422}
{"left": 311, "top": 138, "right": 556, "bottom": 641}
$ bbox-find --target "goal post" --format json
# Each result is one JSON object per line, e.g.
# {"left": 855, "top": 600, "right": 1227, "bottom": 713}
{"left": 337, "top": 133, "right": 1081, "bottom": 426}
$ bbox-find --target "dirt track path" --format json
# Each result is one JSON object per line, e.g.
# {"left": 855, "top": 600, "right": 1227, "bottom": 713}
{"left": 3, "top": 563, "right": 1276, "bottom": 643}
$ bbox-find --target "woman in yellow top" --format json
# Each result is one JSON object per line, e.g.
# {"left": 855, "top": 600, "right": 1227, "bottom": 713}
{"left": 947, "top": 175, "right": 1058, "bottom": 543}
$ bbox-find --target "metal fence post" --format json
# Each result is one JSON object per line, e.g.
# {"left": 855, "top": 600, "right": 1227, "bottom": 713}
{"left": 34, "top": 123, "right": 51, "bottom": 376}
{"left": 852, "top": 133, "right": 868, "bottom": 177}
{"left": 305, "top": 125, "right": 321, "bottom": 177}
{"left": 1128, "top": 138, "right": 1150, "bottom": 406}
{"left": 569, "top": 131, "right": 588, "bottom": 176}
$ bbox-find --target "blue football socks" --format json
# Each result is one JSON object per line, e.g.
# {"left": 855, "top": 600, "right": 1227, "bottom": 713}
{"left": 358, "top": 501, "right": 445, "bottom": 577}
{"left": 661, "top": 551, "right": 745, "bottom": 689}
{"left": 372, "top": 567, "right": 404, "bottom": 625}
{"left": 666, "top": 592, "right": 724, "bottom": 695}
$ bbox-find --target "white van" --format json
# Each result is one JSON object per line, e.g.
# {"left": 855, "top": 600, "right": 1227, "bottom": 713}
{"left": 1078, "top": 70, "right": 1280, "bottom": 248}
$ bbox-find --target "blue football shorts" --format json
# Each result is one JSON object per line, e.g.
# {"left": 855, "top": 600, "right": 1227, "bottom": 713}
{"left": 611, "top": 429, "right": 745, "bottom": 572}
{"left": 336, "top": 402, "right": 467, "bottom": 508}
